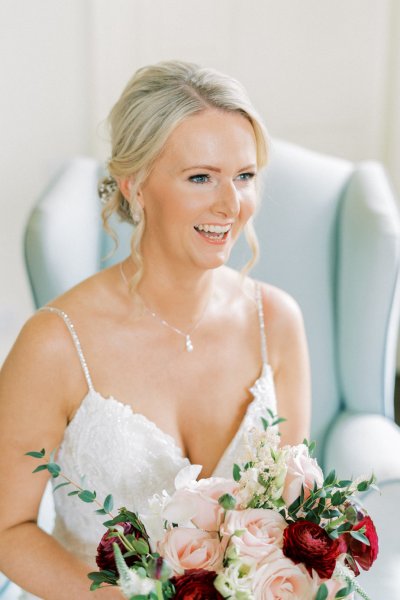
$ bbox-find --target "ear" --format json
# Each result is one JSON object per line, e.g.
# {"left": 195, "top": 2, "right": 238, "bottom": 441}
{"left": 118, "top": 176, "right": 133, "bottom": 202}
{"left": 118, "top": 176, "right": 145, "bottom": 209}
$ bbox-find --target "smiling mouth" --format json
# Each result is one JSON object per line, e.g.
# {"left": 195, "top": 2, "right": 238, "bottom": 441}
{"left": 194, "top": 223, "right": 232, "bottom": 241}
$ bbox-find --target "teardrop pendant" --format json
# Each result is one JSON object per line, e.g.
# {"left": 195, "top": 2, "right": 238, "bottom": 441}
{"left": 185, "top": 334, "right": 194, "bottom": 352}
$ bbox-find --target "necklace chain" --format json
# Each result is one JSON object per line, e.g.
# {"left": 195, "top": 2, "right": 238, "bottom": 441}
{"left": 119, "top": 261, "right": 209, "bottom": 352}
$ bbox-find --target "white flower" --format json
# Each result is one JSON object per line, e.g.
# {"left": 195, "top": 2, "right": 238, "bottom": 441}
{"left": 214, "top": 559, "right": 256, "bottom": 599}
{"left": 174, "top": 464, "right": 203, "bottom": 489}
{"left": 281, "top": 444, "right": 323, "bottom": 508}
{"left": 118, "top": 570, "right": 156, "bottom": 598}
{"left": 141, "top": 489, "right": 173, "bottom": 548}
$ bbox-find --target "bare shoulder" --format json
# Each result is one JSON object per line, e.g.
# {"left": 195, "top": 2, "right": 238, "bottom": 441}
{"left": 260, "top": 282, "right": 304, "bottom": 328}
{"left": 4, "top": 309, "right": 75, "bottom": 372}
{"left": 0, "top": 309, "right": 80, "bottom": 410}
{"left": 257, "top": 281, "right": 307, "bottom": 372}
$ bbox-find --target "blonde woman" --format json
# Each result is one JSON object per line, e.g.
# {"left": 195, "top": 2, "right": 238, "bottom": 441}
{"left": 0, "top": 61, "right": 311, "bottom": 599}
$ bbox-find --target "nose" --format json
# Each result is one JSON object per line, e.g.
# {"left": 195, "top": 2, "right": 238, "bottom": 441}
{"left": 212, "top": 180, "right": 240, "bottom": 218}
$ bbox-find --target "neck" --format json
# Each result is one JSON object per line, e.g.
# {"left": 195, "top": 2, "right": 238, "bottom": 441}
{"left": 123, "top": 256, "right": 218, "bottom": 328}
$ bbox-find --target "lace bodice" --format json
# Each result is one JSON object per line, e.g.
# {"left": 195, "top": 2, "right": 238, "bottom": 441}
{"left": 19, "top": 285, "right": 277, "bottom": 599}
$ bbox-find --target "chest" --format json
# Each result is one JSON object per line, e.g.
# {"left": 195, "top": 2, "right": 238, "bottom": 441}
{"left": 66, "top": 305, "right": 265, "bottom": 476}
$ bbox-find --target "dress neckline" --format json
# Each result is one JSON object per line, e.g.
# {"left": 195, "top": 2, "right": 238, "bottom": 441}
{"left": 63, "top": 362, "right": 273, "bottom": 478}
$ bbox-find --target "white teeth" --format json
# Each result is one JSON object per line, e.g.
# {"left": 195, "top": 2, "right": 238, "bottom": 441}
{"left": 195, "top": 224, "right": 231, "bottom": 233}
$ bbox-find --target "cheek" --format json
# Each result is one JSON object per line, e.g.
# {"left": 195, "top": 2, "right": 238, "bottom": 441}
{"left": 240, "top": 191, "right": 257, "bottom": 221}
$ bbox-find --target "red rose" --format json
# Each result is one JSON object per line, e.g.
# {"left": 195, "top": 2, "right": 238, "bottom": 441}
{"left": 283, "top": 520, "right": 346, "bottom": 578}
{"left": 171, "top": 569, "right": 223, "bottom": 599}
{"left": 96, "top": 522, "right": 139, "bottom": 572}
{"left": 345, "top": 516, "right": 379, "bottom": 573}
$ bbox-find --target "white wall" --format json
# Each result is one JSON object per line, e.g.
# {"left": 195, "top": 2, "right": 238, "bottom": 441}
{"left": 0, "top": 0, "right": 91, "bottom": 358}
{"left": 1, "top": 0, "right": 400, "bottom": 363}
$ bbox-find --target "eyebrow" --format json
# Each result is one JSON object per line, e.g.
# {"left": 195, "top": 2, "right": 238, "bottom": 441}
{"left": 182, "top": 163, "right": 257, "bottom": 173}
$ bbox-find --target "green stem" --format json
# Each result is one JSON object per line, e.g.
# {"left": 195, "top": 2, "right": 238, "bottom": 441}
{"left": 155, "top": 580, "right": 164, "bottom": 600}
{"left": 117, "top": 531, "right": 135, "bottom": 552}
{"left": 38, "top": 454, "right": 116, "bottom": 519}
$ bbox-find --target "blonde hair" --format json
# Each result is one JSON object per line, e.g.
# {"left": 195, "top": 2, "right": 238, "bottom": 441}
{"left": 101, "top": 60, "right": 269, "bottom": 288}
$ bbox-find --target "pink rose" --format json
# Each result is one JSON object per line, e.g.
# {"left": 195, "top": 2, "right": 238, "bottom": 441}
{"left": 252, "top": 550, "right": 315, "bottom": 599}
{"left": 163, "top": 477, "right": 238, "bottom": 532}
{"left": 157, "top": 527, "right": 225, "bottom": 575}
{"left": 221, "top": 508, "right": 287, "bottom": 564}
{"left": 282, "top": 444, "right": 324, "bottom": 507}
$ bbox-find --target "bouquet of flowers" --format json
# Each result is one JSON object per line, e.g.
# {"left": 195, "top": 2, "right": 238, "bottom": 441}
{"left": 28, "top": 411, "right": 379, "bottom": 599}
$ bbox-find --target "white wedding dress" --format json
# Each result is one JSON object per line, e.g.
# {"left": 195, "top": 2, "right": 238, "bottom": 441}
{"left": 19, "top": 285, "right": 277, "bottom": 599}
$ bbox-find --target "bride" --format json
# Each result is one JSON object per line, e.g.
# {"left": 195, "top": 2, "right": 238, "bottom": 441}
{"left": 0, "top": 61, "right": 311, "bottom": 599}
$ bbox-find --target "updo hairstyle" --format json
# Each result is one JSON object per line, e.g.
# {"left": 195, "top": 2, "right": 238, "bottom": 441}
{"left": 100, "top": 60, "right": 269, "bottom": 289}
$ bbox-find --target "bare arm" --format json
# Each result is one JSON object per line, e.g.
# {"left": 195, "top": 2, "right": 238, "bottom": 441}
{"left": 0, "top": 313, "right": 122, "bottom": 599}
{"left": 262, "top": 285, "right": 312, "bottom": 445}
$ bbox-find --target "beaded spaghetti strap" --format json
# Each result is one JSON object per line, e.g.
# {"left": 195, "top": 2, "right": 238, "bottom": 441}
{"left": 255, "top": 283, "right": 268, "bottom": 365}
{"left": 38, "top": 306, "right": 94, "bottom": 392}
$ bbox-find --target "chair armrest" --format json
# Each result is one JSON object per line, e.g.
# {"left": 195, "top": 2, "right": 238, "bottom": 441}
{"left": 337, "top": 162, "right": 400, "bottom": 418}
{"left": 324, "top": 410, "right": 400, "bottom": 481}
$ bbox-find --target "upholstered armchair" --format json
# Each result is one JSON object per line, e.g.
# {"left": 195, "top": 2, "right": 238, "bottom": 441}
{"left": 2, "top": 141, "right": 398, "bottom": 598}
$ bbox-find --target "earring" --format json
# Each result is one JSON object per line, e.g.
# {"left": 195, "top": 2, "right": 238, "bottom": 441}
{"left": 131, "top": 204, "right": 143, "bottom": 226}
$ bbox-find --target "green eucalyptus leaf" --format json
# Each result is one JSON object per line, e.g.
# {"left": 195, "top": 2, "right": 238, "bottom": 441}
{"left": 103, "top": 494, "right": 114, "bottom": 513}
{"left": 89, "top": 582, "right": 101, "bottom": 591}
{"left": 232, "top": 463, "right": 241, "bottom": 482}
{"left": 68, "top": 490, "right": 80, "bottom": 496}
{"left": 323, "top": 470, "right": 336, "bottom": 486}
{"left": 47, "top": 463, "right": 61, "bottom": 478}
{"left": 350, "top": 530, "right": 370, "bottom": 545}
{"left": 53, "top": 481, "right": 70, "bottom": 492}
{"left": 331, "top": 491, "right": 344, "bottom": 506}
{"left": 315, "top": 582, "right": 328, "bottom": 600}
{"left": 261, "top": 417, "right": 269, "bottom": 431}
{"left": 336, "top": 522, "right": 352, "bottom": 533}
{"left": 308, "top": 440, "right": 316, "bottom": 455}
{"left": 337, "top": 480, "right": 352, "bottom": 488}
{"left": 329, "top": 529, "right": 339, "bottom": 539}
{"left": 88, "top": 570, "right": 115, "bottom": 582}
{"left": 272, "top": 417, "right": 287, "bottom": 426}
{"left": 78, "top": 490, "right": 96, "bottom": 503}
{"left": 288, "top": 496, "right": 301, "bottom": 514}
{"left": 334, "top": 582, "right": 353, "bottom": 598}
{"left": 95, "top": 508, "right": 107, "bottom": 515}
{"left": 25, "top": 449, "right": 46, "bottom": 458}
{"left": 357, "top": 481, "right": 369, "bottom": 492}
{"left": 32, "top": 464, "right": 48, "bottom": 474}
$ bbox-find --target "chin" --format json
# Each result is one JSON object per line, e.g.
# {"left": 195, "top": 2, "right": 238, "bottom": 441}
{"left": 193, "top": 249, "right": 232, "bottom": 271}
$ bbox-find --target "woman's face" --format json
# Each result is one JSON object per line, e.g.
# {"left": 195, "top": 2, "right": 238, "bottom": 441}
{"left": 137, "top": 108, "right": 258, "bottom": 272}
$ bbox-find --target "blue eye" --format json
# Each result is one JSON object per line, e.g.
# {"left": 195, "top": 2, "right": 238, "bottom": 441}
{"left": 237, "top": 172, "right": 256, "bottom": 181}
{"left": 189, "top": 174, "right": 210, "bottom": 184}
